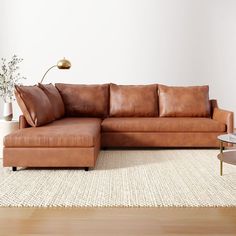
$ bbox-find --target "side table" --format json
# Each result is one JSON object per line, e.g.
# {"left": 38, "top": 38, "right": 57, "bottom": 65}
{"left": 217, "top": 134, "right": 236, "bottom": 176}
{"left": 0, "top": 120, "right": 19, "bottom": 158}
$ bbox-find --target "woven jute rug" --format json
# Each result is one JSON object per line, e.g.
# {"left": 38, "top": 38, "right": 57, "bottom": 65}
{"left": 0, "top": 149, "right": 236, "bottom": 207}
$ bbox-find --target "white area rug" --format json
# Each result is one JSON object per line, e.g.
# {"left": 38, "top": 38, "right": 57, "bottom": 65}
{"left": 0, "top": 150, "right": 236, "bottom": 207}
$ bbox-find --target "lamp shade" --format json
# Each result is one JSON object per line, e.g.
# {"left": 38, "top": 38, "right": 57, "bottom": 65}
{"left": 40, "top": 58, "right": 71, "bottom": 83}
{"left": 57, "top": 58, "right": 71, "bottom": 69}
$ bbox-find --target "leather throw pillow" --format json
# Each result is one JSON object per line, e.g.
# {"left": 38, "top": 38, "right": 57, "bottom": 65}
{"left": 15, "top": 85, "right": 55, "bottom": 127}
{"left": 55, "top": 83, "right": 109, "bottom": 117}
{"left": 158, "top": 85, "right": 210, "bottom": 117}
{"left": 38, "top": 83, "right": 65, "bottom": 119}
{"left": 109, "top": 84, "right": 158, "bottom": 117}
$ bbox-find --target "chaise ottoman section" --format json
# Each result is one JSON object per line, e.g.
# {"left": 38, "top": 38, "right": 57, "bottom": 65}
{"left": 3, "top": 118, "right": 101, "bottom": 170}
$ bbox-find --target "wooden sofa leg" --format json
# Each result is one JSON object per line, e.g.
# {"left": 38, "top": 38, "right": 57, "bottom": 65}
{"left": 85, "top": 167, "right": 89, "bottom": 171}
{"left": 12, "top": 167, "right": 17, "bottom": 171}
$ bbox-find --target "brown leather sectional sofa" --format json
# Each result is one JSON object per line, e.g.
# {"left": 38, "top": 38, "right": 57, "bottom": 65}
{"left": 3, "top": 83, "right": 234, "bottom": 171}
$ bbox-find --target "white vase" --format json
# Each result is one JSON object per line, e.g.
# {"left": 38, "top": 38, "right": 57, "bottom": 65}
{"left": 3, "top": 102, "right": 13, "bottom": 121}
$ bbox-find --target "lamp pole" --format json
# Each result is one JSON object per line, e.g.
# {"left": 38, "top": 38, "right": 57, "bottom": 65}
{"left": 40, "top": 65, "right": 57, "bottom": 83}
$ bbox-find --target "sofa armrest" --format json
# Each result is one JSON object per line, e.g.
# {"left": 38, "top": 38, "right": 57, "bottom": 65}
{"left": 19, "top": 115, "right": 30, "bottom": 129}
{"left": 213, "top": 108, "right": 234, "bottom": 133}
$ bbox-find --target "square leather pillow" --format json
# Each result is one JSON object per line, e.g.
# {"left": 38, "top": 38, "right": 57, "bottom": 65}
{"left": 15, "top": 85, "right": 55, "bottom": 127}
{"left": 38, "top": 83, "right": 65, "bottom": 119}
{"left": 109, "top": 84, "right": 158, "bottom": 117}
{"left": 55, "top": 83, "right": 109, "bottom": 117}
{"left": 158, "top": 85, "right": 210, "bottom": 117}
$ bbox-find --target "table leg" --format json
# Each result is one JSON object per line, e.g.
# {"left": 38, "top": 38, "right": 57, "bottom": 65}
{"left": 220, "top": 141, "right": 223, "bottom": 176}
{"left": 220, "top": 160, "right": 223, "bottom": 176}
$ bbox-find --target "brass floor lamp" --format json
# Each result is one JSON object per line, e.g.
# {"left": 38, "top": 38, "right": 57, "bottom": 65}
{"left": 40, "top": 58, "right": 71, "bottom": 83}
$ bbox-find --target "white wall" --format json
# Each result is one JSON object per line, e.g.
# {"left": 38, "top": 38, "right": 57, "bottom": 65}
{"left": 1, "top": 0, "right": 236, "bottom": 120}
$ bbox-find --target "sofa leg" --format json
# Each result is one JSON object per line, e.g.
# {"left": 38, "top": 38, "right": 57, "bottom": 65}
{"left": 12, "top": 167, "right": 17, "bottom": 171}
{"left": 85, "top": 167, "right": 89, "bottom": 171}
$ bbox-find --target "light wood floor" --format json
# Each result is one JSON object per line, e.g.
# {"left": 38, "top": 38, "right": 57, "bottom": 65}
{"left": 0, "top": 207, "right": 235, "bottom": 236}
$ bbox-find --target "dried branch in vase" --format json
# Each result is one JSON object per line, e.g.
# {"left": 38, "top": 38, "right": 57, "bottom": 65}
{"left": 0, "top": 55, "right": 26, "bottom": 103}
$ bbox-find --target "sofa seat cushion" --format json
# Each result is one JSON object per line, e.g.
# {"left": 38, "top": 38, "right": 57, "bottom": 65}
{"left": 102, "top": 117, "right": 226, "bottom": 132}
{"left": 4, "top": 118, "right": 101, "bottom": 148}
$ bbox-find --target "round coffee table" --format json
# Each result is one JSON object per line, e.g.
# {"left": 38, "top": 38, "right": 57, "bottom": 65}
{"left": 217, "top": 134, "right": 236, "bottom": 176}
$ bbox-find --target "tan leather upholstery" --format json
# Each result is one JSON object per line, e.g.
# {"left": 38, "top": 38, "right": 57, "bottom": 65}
{"left": 159, "top": 85, "right": 210, "bottom": 117}
{"left": 4, "top": 134, "right": 100, "bottom": 168}
{"left": 210, "top": 99, "right": 218, "bottom": 117}
{"left": 4, "top": 118, "right": 101, "bottom": 147}
{"left": 213, "top": 108, "right": 234, "bottom": 133}
{"left": 38, "top": 83, "right": 65, "bottom": 119}
{"left": 3, "top": 134, "right": 100, "bottom": 167}
{"left": 55, "top": 83, "right": 109, "bottom": 117}
{"left": 210, "top": 100, "right": 233, "bottom": 148}
{"left": 15, "top": 85, "right": 55, "bottom": 127}
{"left": 102, "top": 117, "right": 226, "bottom": 132}
{"left": 19, "top": 115, "right": 30, "bottom": 129}
{"left": 102, "top": 132, "right": 221, "bottom": 147}
{"left": 4, "top": 147, "right": 97, "bottom": 167}
{"left": 109, "top": 84, "right": 158, "bottom": 117}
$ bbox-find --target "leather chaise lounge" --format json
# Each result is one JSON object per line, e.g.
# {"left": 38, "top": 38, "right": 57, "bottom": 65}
{"left": 3, "top": 83, "right": 234, "bottom": 171}
{"left": 4, "top": 117, "right": 101, "bottom": 171}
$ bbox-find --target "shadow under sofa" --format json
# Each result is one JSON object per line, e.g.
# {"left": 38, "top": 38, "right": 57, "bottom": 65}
{"left": 3, "top": 83, "right": 234, "bottom": 171}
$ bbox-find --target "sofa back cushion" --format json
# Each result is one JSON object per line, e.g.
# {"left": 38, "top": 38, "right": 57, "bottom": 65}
{"left": 15, "top": 85, "right": 55, "bottom": 127}
{"left": 38, "top": 83, "right": 65, "bottom": 119}
{"left": 159, "top": 85, "right": 210, "bottom": 117}
{"left": 55, "top": 83, "right": 109, "bottom": 117}
{"left": 109, "top": 84, "right": 158, "bottom": 117}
